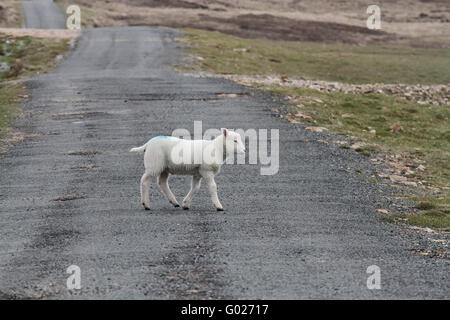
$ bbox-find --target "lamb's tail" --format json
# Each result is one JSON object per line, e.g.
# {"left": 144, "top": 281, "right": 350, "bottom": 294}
{"left": 129, "top": 144, "right": 147, "bottom": 153}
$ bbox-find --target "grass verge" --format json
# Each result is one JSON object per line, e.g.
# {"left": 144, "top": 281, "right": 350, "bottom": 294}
{"left": 0, "top": 34, "right": 69, "bottom": 139}
{"left": 381, "top": 196, "right": 450, "bottom": 230}
{"left": 266, "top": 87, "right": 450, "bottom": 189}
{"left": 181, "top": 28, "right": 450, "bottom": 229}
{"left": 266, "top": 87, "right": 449, "bottom": 230}
{"left": 180, "top": 28, "right": 450, "bottom": 85}
{"left": 0, "top": 83, "right": 22, "bottom": 138}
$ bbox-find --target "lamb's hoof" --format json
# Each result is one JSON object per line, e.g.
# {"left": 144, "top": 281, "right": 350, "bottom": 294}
{"left": 216, "top": 207, "right": 224, "bottom": 212}
{"left": 173, "top": 204, "right": 180, "bottom": 208}
{"left": 143, "top": 203, "right": 151, "bottom": 211}
{"left": 183, "top": 206, "right": 189, "bottom": 210}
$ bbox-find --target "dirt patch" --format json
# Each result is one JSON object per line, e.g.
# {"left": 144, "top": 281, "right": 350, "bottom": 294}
{"left": 124, "top": 0, "right": 208, "bottom": 9}
{"left": 409, "top": 248, "right": 449, "bottom": 259}
{"left": 5, "top": 131, "right": 43, "bottom": 143}
{"left": 51, "top": 111, "right": 109, "bottom": 121}
{"left": 0, "top": 131, "right": 43, "bottom": 153}
{"left": 71, "top": 164, "right": 98, "bottom": 169}
{"left": 216, "top": 93, "right": 246, "bottom": 98}
{"left": 67, "top": 150, "right": 99, "bottom": 156}
{"left": 197, "top": 13, "right": 397, "bottom": 44}
{"left": 53, "top": 194, "right": 85, "bottom": 201}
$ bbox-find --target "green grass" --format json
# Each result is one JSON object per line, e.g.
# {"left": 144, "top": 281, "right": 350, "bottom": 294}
{"left": 0, "top": 83, "right": 22, "bottom": 138}
{"left": 276, "top": 87, "right": 450, "bottom": 229}
{"left": 403, "top": 213, "right": 448, "bottom": 230}
{"left": 181, "top": 28, "right": 450, "bottom": 85}
{"left": 180, "top": 28, "right": 450, "bottom": 229}
{"left": 265, "top": 87, "right": 450, "bottom": 190}
{"left": 0, "top": 34, "right": 69, "bottom": 139}
{"left": 0, "top": 35, "right": 69, "bottom": 80}
{"left": 381, "top": 196, "right": 450, "bottom": 230}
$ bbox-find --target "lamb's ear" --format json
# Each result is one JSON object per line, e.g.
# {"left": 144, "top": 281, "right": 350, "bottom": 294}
{"left": 221, "top": 128, "right": 228, "bottom": 137}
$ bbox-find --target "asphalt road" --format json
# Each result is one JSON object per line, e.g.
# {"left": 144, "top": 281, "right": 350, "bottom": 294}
{"left": 0, "top": 26, "right": 448, "bottom": 299}
{"left": 21, "top": 0, "right": 66, "bottom": 29}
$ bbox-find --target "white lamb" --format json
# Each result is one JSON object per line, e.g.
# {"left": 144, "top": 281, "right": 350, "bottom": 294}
{"left": 130, "top": 128, "right": 245, "bottom": 211}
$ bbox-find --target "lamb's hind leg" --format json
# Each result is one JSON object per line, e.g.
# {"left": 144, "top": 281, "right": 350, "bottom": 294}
{"left": 182, "top": 175, "right": 201, "bottom": 210}
{"left": 158, "top": 170, "right": 180, "bottom": 207}
{"left": 140, "top": 172, "right": 153, "bottom": 210}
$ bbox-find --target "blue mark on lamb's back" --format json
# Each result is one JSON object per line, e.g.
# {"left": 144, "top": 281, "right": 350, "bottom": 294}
{"left": 151, "top": 136, "right": 169, "bottom": 141}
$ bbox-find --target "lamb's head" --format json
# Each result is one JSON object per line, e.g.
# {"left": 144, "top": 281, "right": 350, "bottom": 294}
{"left": 222, "top": 128, "right": 245, "bottom": 156}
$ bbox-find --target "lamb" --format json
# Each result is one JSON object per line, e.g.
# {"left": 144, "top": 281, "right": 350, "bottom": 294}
{"left": 130, "top": 128, "right": 245, "bottom": 211}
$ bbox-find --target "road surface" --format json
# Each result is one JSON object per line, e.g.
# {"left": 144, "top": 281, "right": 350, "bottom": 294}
{"left": 0, "top": 11, "right": 448, "bottom": 300}
{"left": 21, "top": 0, "right": 66, "bottom": 29}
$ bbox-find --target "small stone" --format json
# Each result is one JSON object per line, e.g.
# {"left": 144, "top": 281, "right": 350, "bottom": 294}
{"left": 305, "top": 127, "right": 328, "bottom": 132}
{"left": 0, "top": 62, "right": 10, "bottom": 72}
{"left": 402, "top": 181, "right": 418, "bottom": 187}
{"left": 350, "top": 142, "right": 366, "bottom": 149}
{"left": 389, "top": 175, "right": 407, "bottom": 183}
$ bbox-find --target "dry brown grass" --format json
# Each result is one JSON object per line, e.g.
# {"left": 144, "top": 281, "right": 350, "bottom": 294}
{"left": 0, "top": 0, "right": 23, "bottom": 28}
{"left": 55, "top": 0, "right": 450, "bottom": 47}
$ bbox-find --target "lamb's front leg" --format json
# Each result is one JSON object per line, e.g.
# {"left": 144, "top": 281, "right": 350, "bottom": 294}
{"left": 201, "top": 171, "right": 224, "bottom": 211}
{"left": 182, "top": 175, "right": 201, "bottom": 210}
